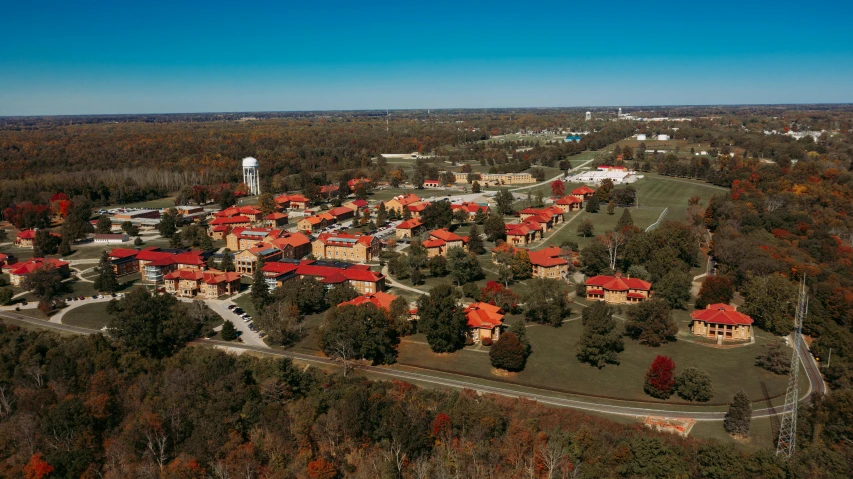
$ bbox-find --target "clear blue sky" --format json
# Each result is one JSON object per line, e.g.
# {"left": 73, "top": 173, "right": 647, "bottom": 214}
{"left": 1, "top": 0, "right": 852, "bottom": 115}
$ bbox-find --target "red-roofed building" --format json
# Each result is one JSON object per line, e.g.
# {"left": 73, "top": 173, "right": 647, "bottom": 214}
{"left": 690, "top": 304, "right": 754, "bottom": 341}
{"left": 268, "top": 259, "right": 385, "bottom": 294}
{"left": 406, "top": 202, "right": 428, "bottom": 218}
{"left": 297, "top": 213, "right": 335, "bottom": 233}
{"left": 465, "top": 302, "right": 504, "bottom": 342}
{"left": 136, "top": 248, "right": 207, "bottom": 283}
{"left": 424, "top": 179, "right": 441, "bottom": 188}
{"left": 572, "top": 186, "right": 596, "bottom": 201}
{"left": 424, "top": 229, "right": 468, "bottom": 257}
{"left": 343, "top": 199, "right": 368, "bottom": 211}
{"left": 505, "top": 223, "right": 538, "bottom": 246}
{"left": 320, "top": 184, "right": 340, "bottom": 196}
{"left": 0, "top": 253, "right": 15, "bottom": 269}
{"left": 208, "top": 216, "right": 252, "bottom": 237}
{"left": 164, "top": 269, "right": 241, "bottom": 299}
{"left": 226, "top": 227, "right": 287, "bottom": 251}
{"left": 234, "top": 244, "right": 283, "bottom": 275}
{"left": 585, "top": 274, "right": 653, "bottom": 304}
{"left": 529, "top": 247, "right": 571, "bottom": 279}
{"left": 519, "top": 207, "right": 565, "bottom": 232}
{"left": 556, "top": 195, "right": 584, "bottom": 212}
{"left": 216, "top": 205, "right": 263, "bottom": 222}
{"left": 14, "top": 229, "right": 60, "bottom": 249}
{"left": 384, "top": 194, "right": 422, "bottom": 214}
{"left": 347, "top": 177, "right": 372, "bottom": 191}
{"left": 312, "top": 233, "right": 381, "bottom": 262}
{"left": 264, "top": 212, "right": 289, "bottom": 228}
{"left": 396, "top": 218, "right": 425, "bottom": 239}
{"left": 274, "top": 194, "right": 311, "bottom": 210}
{"left": 327, "top": 206, "right": 355, "bottom": 222}
{"left": 268, "top": 232, "right": 312, "bottom": 259}
{"left": 108, "top": 248, "right": 140, "bottom": 276}
{"left": 338, "top": 291, "right": 399, "bottom": 310}
{"left": 450, "top": 202, "right": 490, "bottom": 220}
{"left": 7, "top": 258, "right": 70, "bottom": 286}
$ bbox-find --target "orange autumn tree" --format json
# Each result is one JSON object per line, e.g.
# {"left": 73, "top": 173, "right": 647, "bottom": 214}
{"left": 23, "top": 454, "right": 53, "bottom": 479}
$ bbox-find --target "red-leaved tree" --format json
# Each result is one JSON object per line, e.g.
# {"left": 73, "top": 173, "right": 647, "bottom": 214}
{"left": 307, "top": 458, "right": 338, "bottom": 479}
{"left": 23, "top": 453, "right": 53, "bottom": 479}
{"left": 695, "top": 276, "right": 734, "bottom": 309}
{"left": 550, "top": 179, "right": 566, "bottom": 198}
{"left": 644, "top": 355, "right": 676, "bottom": 399}
{"left": 480, "top": 281, "right": 520, "bottom": 312}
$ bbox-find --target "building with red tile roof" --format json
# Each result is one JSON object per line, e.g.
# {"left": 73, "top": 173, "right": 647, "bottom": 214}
{"left": 312, "top": 233, "right": 381, "bottom": 262}
{"left": 343, "top": 199, "right": 369, "bottom": 211}
{"left": 226, "top": 227, "right": 287, "bottom": 251}
{"left": 505, "top": 223, "right": 538, "bottom": 246}
{"left": 528, "top": 247, "right": 571, "bottom": 279}
{"left": 338, "top": 291, "right": 399, "bottom": 310}
{"left": 263, "top": 259, "right": 385, "bottom": 294}
{"left": 234, "top": 244, "right": 283, "bottom": 275}
{"left": 320, "top": 184, "right": 340, "bottom": 196}
{"left": 450, "top": 202, "right": 490, "bottom": 220}
{"left": 164, "top": 269, "right": 242, "bottom": 299}
{"left": 423, "top": 228, "right": 468, "bottom": 257}
{"left": 0, "top": 253, "right": 14, "bottom": 269}
{"left": 423, "top": 179, "right": 441, "bottom": 188}
{"left": 297, "top": 213, "right": 335, "bottom": 233}
{"left": 7, "top": 258, "right": 70, "bottom": 286}
{"left": 264, "top": 212, "right": 289, "bottom": 227}
{"left": 14, "top": 229, "right": 60, "bottom": 249}
{"left": 585, "top": 274, "right": 653, "bottom": 304}
{"left": 135, "top": 247, "right": 208, "bottom": 283}
{"left": 690, "top": 304, "right": 754, "bottom": 341}
{"left": 572, "top": 185, "right": 596, "bottom": 200}
{"left": 383, "top": 194, "right": 422, "bottom": 214}
{"left": 327, "top": 206, "right": 355, "bottom": 221}
{"left": 396, "top": 218, "right": 425, "bottom": 239}
{"left": 107, "top": 248, "right": 141, "bottom": 276}
{"left": 464, "top": 302, "right": 504, "bottom": 342}
{"left": 555, "top": 195, "right": 584, "bottom": 212}
{"left": 268, "top": 232, "right": 312, "bottom": 259}
{"left": 347, "top": 177, "right": 372, "bottom": 190}
{"left": 208, "top": 216, "right": 252, "bottom": 237}
{"left": 406, "top": 202, "right": 428, "bottom": 218}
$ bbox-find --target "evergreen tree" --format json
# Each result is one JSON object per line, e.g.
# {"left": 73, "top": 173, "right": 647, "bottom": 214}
{"left": 471, "top": 181, "right": 481, "bottom": 193}
{"left": 576, "top": 302, "right": 624, "bottom": 368}
{"left": 585, "top": 195, "right": 600, "bottom": 213}
{"left": 467, "top": 224, "right": 485, "bottom": 254}
{"left": 617, "top": 207, "right": 634, "bottom": 228}
{"left": 410, "top": 267, "right": 423, "bottom": 286}
{"left": 473, "top": 208, "right": 486, "bottom": 224}
{"left": 675, "top": 367, "right": 714, "bottom": 402}
{"left": 221, "top": 320, "right": 238, "bottom": 341}
{"left": 417, "top": 284, "right": 468, "bottom": 353}
{"left": 625, "top": 299, "right": 678, "bottom": 347}
{"left": 489, "top": 333, "right": 527, "bottom": 371}
{"left": 495, "top": 188, "right": 515, "bottom": 215}
{"left": 644, "top": 355, "right": 676, "bottom": 399}
{"left": 58, "top": 233, "right": 72, "bottom": 256}
{"left": 220, "top": 248, "right": 235, "bottom": 272}
{"left": 251, "top": 257, "right": 270, "bottom": 309}
{"left": 376, "top": 202, "right": 387, "bottom": 226}
{"left": 607, "top": 200, "right": 616, "bottom": 215}
{"left": 95, "top": 215, "right": 113, "bottom": 234}
{"left": 484, "top": 213, "right": 506, "bottom": 242}
{"left": 95, "top": 250, "right": 119, "bottom": 293}
{"left": 158, "top": 208, "right": 180, "bottom": 238}
{"left": 402, "top": 205, "right": 412, "bottom": 220}
{"left": 723, "top": 391, "right": 751, "bottom": 437}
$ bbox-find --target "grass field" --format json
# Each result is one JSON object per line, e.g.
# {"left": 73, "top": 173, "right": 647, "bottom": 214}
{"left": 118, "top": 197, "right": 177, "bottom": 209}
{"left": 62, "top": 302, "right": 112, "bottom": 329}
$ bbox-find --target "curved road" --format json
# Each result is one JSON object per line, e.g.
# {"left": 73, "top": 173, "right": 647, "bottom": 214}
{"left": 0, "top": 309, "right": 825, "bottom": 422}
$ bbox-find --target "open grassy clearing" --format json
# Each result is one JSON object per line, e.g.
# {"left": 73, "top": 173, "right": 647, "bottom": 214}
{"left": 62, "top": 302, "right": 112, "bottom": 329}
{"left": 116, "top": 197, "right": 178, "bottom": 209}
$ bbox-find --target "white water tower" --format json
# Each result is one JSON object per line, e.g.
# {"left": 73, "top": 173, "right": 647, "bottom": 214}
{"left": 242, "top": 157, "right": 261, "bottom": 195}
{"left": 585, "top": 111, "right": 591, "bottom": 121}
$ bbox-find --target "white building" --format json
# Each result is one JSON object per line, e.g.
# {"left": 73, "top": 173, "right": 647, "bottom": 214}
{"left": 585, "top": 111, "right": 591, "bottom": 121}
{"left": 93, "top": 233, "right": 129, "bottom": 244}
{"left": 637, "top": 134, "right": 647, "bottom": 141}
{"left": 568, "top": 168, "right": 638, "bottom": 186}
{"left": 242, "top": 157, "right": 261, "bottom": 196}
{"left": 657, "top": 134, "right": 670, "bottom": 141}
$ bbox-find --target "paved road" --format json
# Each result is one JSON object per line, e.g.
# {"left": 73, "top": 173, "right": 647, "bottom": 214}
{"left": 0, "top": 309, "right": 99, "bottom": 335}
{"left": 510, "top": 157, "right": 598, "bottom": 193}
{"left": 380, "top": 265, "right": 429, "bottom": 296}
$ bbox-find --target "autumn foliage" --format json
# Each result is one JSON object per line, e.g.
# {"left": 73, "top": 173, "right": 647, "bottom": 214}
{"left": 23, "top": 454, "right": 53, "bottom": 479}
{"left": 644, "top": 355, "right": 676, "bottom": 399}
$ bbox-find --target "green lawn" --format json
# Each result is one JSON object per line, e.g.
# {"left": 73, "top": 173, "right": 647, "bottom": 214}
{"left": 62, "top": 302, "right": 112, "bottom": 329}
{"left": 117, "top": 197, "right": 177, "bottom": 209}
{"left": 397, "top": 310, "right": 795, "bottom": 407}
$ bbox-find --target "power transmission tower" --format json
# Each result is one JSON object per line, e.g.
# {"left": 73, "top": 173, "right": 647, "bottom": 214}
{"left": 776, "top": 278, "right": 808, "bottom": 458}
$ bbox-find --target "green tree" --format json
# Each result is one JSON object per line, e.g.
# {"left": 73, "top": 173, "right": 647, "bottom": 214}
{"left": 576, "top": 301, "right": 623, "bottom": 368}
{"left": 495, "top": 188, "right": 515, "bottom": 215}
{"left": 417, "top": 284, "right": 468, "bottom": 353}
{"left": 471, "top": 181, "right": 481, "bottom": 193}
{"left": 22, "top": 265, "right": 63, "bottom": 302}
{"left": 452, "top": 208, "right": 469, "bottom": 224}
{"left": 484, "top": 213, "right": 506, "bottom": 242}
{"left": 57, "top": 233, "right": 72, "bottom": 257}
{"left": 421, "top": 201, "right": 453, "bottom": 230}
{"left": 625, "top": 299, "right": 678, "bottom": 347}
{"left": 33, "top": 230, "right": 60, "bottom": 257}
{"left": 489, "top": 332, "right": 527, "bottom": 371}
{"left": 251, "top": 257, "right": 270, "bottom": 309}
{"left": 94, "top": 250, "right": 119, "bottom": 293}
{"left": 755, "top": 340, "right": 791, "bottom": 374}
{"left": 510, "top": 249, "right": 532, "bottom": 280}
{"left": 695, "top": 275, "right": 734, "bottom": 309}
{"left": 607, "top": 200, "right": 615, "bottom": 215}
{"left": 255, "top": 302, "right": 305, "bottom": 346}
{"left": 220, "top": 248, "right": 235, "bottom": 272}
{"left": 376, "top": 202, "right": 387, "bottom": 225}
{"left": 158, "top": 208, "right": 180, "bottom": 238}
{"left": 221, "top": 320, "right": 238, "bottom": 341}
{"left": 107, "top": 288, "right": 208, "bottom": 358}
{"left": 427, "top": 255, "right": 447, "bottom": 277}
{"left": 585, "top": 195, "right": 600, "bottom": 213}
{"left": 447, "top": 247, "right": 483, "bottom": 285}
{"left": 576, "top": 218, "right": 594, "bottom": 237}
{"left": 257, "top": 192, "right": 277, "bottom": 215}
{"left": 473, "top": 208, "right": 486, "bottom": 224}
{"left": 410, "top": 267, "right": 423, "bottom": 286}
{"left": 675, "top": 367, "right": 714, "bottom": 402}
{"left": 740, "top": 274, "right": 797, "bottom": 334}
{"left": 408, "top": 239, "right": 428, "bottom": 270}
{"left": 655, "top": 269, "right": 692, "bottom": 309}
{"left": 273, "top": 277, "right": 328, "bottom": 314}
{"left": 95, "top": 215, "right": 112, "bottom": 234}
{"left": 523, "top": 278, "right": 570, "bottom": 326}
{"left": 325, "top": 283, "right": 359, "bottom": 307}
{"left": 0, "top": 288, "right": 13, "bottom": 306}
{"left": 724, "top": 391, "right": 752, "bottom": 437}
{"left": 467, "top": 224, "right": 485, "bottom": 254}
{"left": 617, "top": 208, "right": 634, "bottom": 228}
{"left": 626, "top": 264, "right": 651, "bottom": 281}
{"left": 579, "top": 240, "right": 609, "bottom": 275}
{"left": 319, "top": 303, "right": 400, "bottom": 368}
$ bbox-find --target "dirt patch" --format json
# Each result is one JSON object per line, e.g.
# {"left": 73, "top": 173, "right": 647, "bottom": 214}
{"left": 491, "top": 368, "right": 518, "bottom": 378}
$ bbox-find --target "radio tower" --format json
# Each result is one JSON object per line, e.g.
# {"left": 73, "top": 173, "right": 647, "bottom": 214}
{"left": 776, "top": 278, "right": 808, "bottom": 458}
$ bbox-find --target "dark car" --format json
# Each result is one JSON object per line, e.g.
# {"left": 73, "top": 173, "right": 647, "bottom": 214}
{"left": 227, "top": 305, "right": 236, "bottom": 310}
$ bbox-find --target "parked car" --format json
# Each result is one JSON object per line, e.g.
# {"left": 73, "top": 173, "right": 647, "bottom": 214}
{"left": 227, "top": 305, "right": 236, "bottom": 310}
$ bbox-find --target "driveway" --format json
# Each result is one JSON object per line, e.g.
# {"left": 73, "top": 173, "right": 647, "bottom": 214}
{"left": 202, "top": 298, "right": 268, "bottom": 348}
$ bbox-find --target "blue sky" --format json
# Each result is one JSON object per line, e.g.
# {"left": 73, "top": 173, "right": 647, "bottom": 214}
{"left": 1, "top": 0, "right": 852, "bottom": 115}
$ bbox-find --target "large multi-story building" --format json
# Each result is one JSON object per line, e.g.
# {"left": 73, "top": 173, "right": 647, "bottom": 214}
{"left": 312, "top": 233, "right": 380, "bottom": 263}
{"left": 164, "top": 269, "right": 242, "bottom": 299}
{"left": 383, "top": 193, "right": 422, "bottom": 214}
{"left": 234, "top": 245, "right": 283, "bottom": 275}
{"left": 261, "top": 259, "right": 386, "bottom": 294}
{"left": 690, "top": 304, "right": 754, "bottom": 342}
{"left": 226, "top": 227, "right": 287, "bottom": 252}
{"left": 528, "top": 246, "right": 572, "bottom": 280}
{"left": 479, "top": 172, "right": 534, "bottom": 185}
{"left": 5, "top": 258, "right": 70, "bottom": 286}
{"left": 396, "top": 218, "right": 425, "bottom": 239}
{"left": 135, "top": 248, "right": 208, "bottom": 283}
{"left": 422, "top": 228, "right": 468, "bottom": 258}
{"left": 450, "top": 202, "right": 490, "bottom": 220}
{"left": 585, "top": 274, "right": 653, "bottom": 304}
